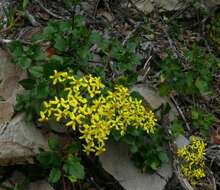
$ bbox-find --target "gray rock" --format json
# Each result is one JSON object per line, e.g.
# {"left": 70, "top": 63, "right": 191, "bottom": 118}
{"left": 0, "top": 113, "right": 48, "bottom": 165}
{"left": 100, "top": 142, "right": 172, "bottom": 190}
{"left": 0, "top": 171, "right": 26, "bottom": 190}
{"left": 27, "top": 180, "right": 55, "bottom": 190}
{"left": 0, "top": 49, "right": 26, "bottom": 122}
{"left": 175, "top": 135, "right": 189, "bottom": 149}
{"left": 0, "top": 49, "right": 48, "bottom": 166}
{"left": 132, "top": 84, "right": 178, "bottom": 121}
{"left": 126, "top": 0, "right": 220, "bottom": 13}
{"left": 0, "top": 172, "right": 54, "bottom": 190}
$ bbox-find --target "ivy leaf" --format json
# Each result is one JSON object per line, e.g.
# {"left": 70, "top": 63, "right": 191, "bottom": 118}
{"left": 48, "top": 168, "right": 61, "bottom": 183}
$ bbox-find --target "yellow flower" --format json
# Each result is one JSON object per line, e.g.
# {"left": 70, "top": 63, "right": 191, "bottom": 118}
{"left": 38, "top": 111, "right": 48, "bottom": 122}
{"left": 50, "top": 70, "right": 68, "bottom": 85}
{"left": 177, "top": 136, "right": 206, "bottom": 186}
{"left": 39, "top": 71, "right": 157, "bottom": 155}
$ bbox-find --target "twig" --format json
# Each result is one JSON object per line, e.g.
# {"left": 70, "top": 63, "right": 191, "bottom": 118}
{"left": 170, "top": 95, "right": 191, "bottom": 131}
{"left": 141, "top": 55, "right": 152, "bottom": 81}
{"left": 143, "top": 55, "right": 152, "bottom": 70}
{"left": 93, "top": 0, "right": 101, "bottom": 17}
{"left": 61, "top": 169, "right": 67, "bottom": 190}
{"left": 34, "top": 0, "right": 65, "bottom": 19}
{"left": 0, "top": 38, "right": 32, "bottom": 45}
{"left": 89, "top": 177, "right": 103, "bottom": 190}
{"left": 25, "top": 10, "right": 40, "bottom": 26}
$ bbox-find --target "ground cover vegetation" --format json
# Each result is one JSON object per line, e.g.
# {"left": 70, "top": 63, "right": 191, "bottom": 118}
{"left": 0, "top": 0, "right": 220, "bottom": 189}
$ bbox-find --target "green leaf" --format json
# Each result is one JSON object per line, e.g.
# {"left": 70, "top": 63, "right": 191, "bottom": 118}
{"left": 130, "top": 91, "right": 144, "bottom": 101}
{"left": 8, "top": 41, "right": 23, "bottom": 57}
{"left": 49, "top": 55, "right": 64, "bottom": 65}
{"left": 195, "top": 78, "right": 209, "bottom": 94}
{"left": 191, "top": 110, "right": 199, "bottom": 120}
{"left": 67, "top": 175, "right": 77, "bottom": 183}
{"left": 48, "top": 138, "right": 60, "bottom": 151}
{"left": 35, "top": 81, "right": 49, "bottom": 99}
{"left": 19, "top": 79, "right": 36, "bottom": 90}
{"left": 129, "top": 143, "right": 139, "bottom": 153}
{"left": 150, "top": 160, "right": 160, "bottom": 171}
{"left": 29, "top": 66, "right": 43, "bottom": 78}
{"left": 65, "top": 142, "right": 81, "bottom": 154}
{"left": 17, "top": 56, "right": 31, "bottom": 69}
{"left": 158, "top": 151, "right": 169, "bottom": 163}
{"left": 22, "top": 0, "right": 29, "bottom": 9}
{"left": 54, "top": 36, "right": 68, "bottom": 52}
{"left": 159, "top": 83, "right": 170, "bottom": 96}
{"left": 63, "top": 156, "right": 85, "bottom": 179}
{"left": 43, "top": 25, "right": 56, "bottom": 39}
{"left": 48, "top": 168, "right": 61, "bottom": 183}
{"left": 37, "top": 152, "right": 62, "bottom": 168}
{"left": 170, "top": 120, "right": 184, "bottom": 137}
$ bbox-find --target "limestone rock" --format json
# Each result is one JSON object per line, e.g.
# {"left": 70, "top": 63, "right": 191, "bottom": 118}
{"left": 132, "top": 84, "right": 178, "bottom": 121}
{"left": 100, "top": 142, "right": 172, "bottom": 190}
{"left": 0, "top": 49, "right": 26, "bottom": 122}
{"left": 0, "top": 114, "right": 48, "bottom": 165}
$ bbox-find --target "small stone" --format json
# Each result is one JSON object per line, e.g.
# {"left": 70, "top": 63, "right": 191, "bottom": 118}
{"left": 175, "top": 135, "right": 189, "bottom": 149}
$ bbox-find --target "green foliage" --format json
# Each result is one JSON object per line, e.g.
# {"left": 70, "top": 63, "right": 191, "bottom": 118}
{"left": 37, "top": 138, "right": 84, "bottom": 184}
{"left": 191, "top": 108, "right": 215, "bottom": 136}
{"left": 170, "top": 120, "right": 184, "bottom": 138}
{"left": 111, "top": 127, "right": 169, "bottom": 172}
{"left": 22, "top": 0, "right": 29, "bottom": 9}
{"left": 8, "top": 15, "right": 140, "bottom": 120}
{"left": 159, "top": 45, "right": 219, "bottom": 96}
{"left": 208, "top": 14, "right": 220, "bottom": 51}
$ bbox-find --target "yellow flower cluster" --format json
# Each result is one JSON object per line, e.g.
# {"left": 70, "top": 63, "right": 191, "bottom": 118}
{"left": 39, "top": 70, "right": 157, "bottom": 155}
{"left": 177, "top": 136, "right": 206, "bottom": 186}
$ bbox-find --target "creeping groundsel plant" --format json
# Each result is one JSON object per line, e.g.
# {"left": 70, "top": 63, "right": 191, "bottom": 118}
{"left": 177, "top": 136, "right": 206, "bottom": 186}
{"left": 39, "top": 70, "right": 157, "bottom": 155}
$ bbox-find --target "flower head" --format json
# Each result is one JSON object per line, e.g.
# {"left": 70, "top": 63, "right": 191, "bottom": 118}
{"left": 177, "top": 136, "right": 207, "bottom": 186}
{"left": 39, "top": 71, "right": 157, "bottom": 155}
